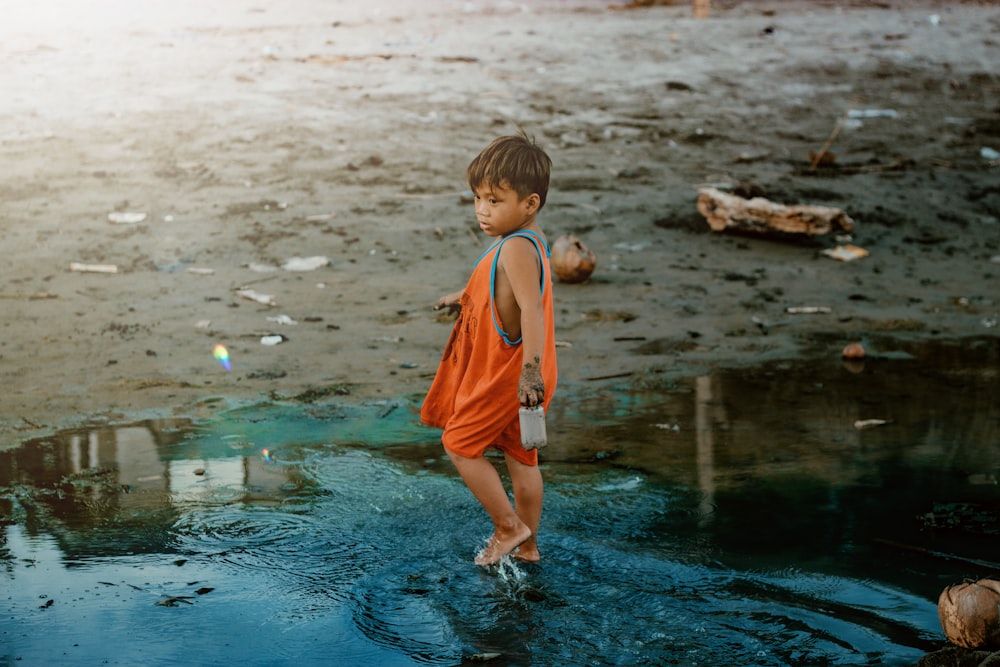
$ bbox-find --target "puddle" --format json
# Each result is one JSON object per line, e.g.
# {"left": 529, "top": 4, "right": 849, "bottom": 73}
{"left": 2, "top": 337, "right": 998, "bottom": 666}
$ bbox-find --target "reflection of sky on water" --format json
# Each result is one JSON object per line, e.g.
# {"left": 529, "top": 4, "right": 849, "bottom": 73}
{"left": 1, "top": 337, "right": 998, "bottom": 665}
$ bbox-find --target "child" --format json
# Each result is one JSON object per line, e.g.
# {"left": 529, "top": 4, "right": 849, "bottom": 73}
{"left": 421, "top": 133, "right": 558, "bottom": 566}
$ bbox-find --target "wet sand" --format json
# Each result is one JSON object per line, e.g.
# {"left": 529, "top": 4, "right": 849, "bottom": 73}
{"left": 2, "top": 0, "right": 999, "bottom": 445}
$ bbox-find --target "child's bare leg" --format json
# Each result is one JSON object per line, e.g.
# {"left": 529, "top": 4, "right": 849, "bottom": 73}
{"left": 505, "top": 454, "right": 543, "bottom": 562}
{"left": 447, "top": 450, "right": 531, "bottom": 565}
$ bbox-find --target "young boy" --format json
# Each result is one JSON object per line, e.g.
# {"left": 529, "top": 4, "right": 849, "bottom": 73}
{"left": 421, "top": 134, "right": 558, "bottom": 566}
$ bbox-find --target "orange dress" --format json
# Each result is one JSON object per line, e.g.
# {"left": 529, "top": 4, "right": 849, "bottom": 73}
{"left": 421, "top": 230, "right": 558, "bottom": 466}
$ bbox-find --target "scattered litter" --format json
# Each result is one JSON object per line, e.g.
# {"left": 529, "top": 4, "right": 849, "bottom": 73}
{"left": 107, "top": 212, "right": 147, "bottom": 224}
{"left": 374, "top": 335, "right": 402, "bottom": 343}
{"left": 282, "top": 256, "right": 330, "bottom": 271}
{"left": 266, "top": 314, "right": 298, "bottom": 325}
{"left": 195, "top": 320, "right": 211, "bottom": 329}
{"left": 981, "top": 147, "right": 1000, "bottom": 161}
{"left": 555, "top": 340, "right": 573, "bottom": 348}
{"left": 399, "top": 362, "right": 418, "bottom": 369}
{"left": 69, "top": 262, "right": 118, "bottom": 274}
{"left": 247, "top": 262, "right": 279, "bottom": 273}
{"left": 260, "top": 334, "right": 288, "bottom": 346}
{"left": 235, "top": 288, "right": 276, "bottom": 306}
{"left": 697, "top": 187, "right": 854, "bottom": 236}
{"left": 854, "top": 419, "right": 890, "bottom": 430}
{"left": 848, "top": 109, "right": 898, "bottom": 119}
{"left": 928, "top": 13, "right": 940, "bottom": 25}
{"left": 613, "top": 241, "right": 652, "bottom": 252}
{"left": 786, "top": 306, "right": 831, "bottom": 314}
{"left": 655, "top": 423, "right": 680, "bottom": 431}
{"left": 305, "top": 213, "right": 336, "bottom": 222}
{"left": 822, "top": 244, "right": 869, "bottom": 262}
{"left": 186, "top": 267, "right": 215, "bottom": 275}
{"left": 982, "top": 318, "right": 998, "bottom": 328}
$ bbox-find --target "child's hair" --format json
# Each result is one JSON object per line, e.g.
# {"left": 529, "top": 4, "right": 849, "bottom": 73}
{"left": 467, "top": 132, "right": 552, "bottom": 210}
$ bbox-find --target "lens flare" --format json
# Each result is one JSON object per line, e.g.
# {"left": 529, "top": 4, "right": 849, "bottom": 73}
{"left": 261, "top": 448, "right": 272, "bottom": 463}
{"left": 212, "top": 344, "right": 231, "bottom": 371}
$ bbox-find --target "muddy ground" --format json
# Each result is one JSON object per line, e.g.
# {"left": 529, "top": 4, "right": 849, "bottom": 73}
{"left": 1, "top": 0, "right": 998, "bottom": 446}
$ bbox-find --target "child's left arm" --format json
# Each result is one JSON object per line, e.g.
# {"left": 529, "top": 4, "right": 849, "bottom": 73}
{"left": 501, "top": 239, "right": 547, "bottom": 407}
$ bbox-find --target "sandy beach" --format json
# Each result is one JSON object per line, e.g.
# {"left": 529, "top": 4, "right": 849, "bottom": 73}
{"left": 2, "top": 0, "right": 999, "bottom": 445}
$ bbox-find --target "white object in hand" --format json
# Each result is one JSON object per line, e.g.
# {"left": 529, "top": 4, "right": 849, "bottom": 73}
{"left": 519, "top": 406, "right": 547, "bottom": 450}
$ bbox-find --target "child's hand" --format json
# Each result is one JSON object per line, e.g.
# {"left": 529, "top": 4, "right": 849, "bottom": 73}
{"left": 519, "top": 364, "right": 544, "bottom": 407}
{"left": 433, "top": 291, "right": 463, "bottom": 314}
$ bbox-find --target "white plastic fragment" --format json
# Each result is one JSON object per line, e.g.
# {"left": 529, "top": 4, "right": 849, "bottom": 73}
{"left": 260, "top": 335, "right": 286, "bottom": 346}
{"left": 786, "top": 306, "right": 831, "bottom": 314}
{"left": 822, "top": 244, "right": 869, "bottom": 262}
{"left": 981, "top": 147, "right": 1000, "bottom": 161}
{"left": 848, "top": 109, "right": 898, "bottom": 119}
{"left": 247, "top": 263, "right": 279, "bottom": 273}
{"left": 69, "top": 262, "right": 118, "bottom": 274}
{"left": 854, "top": 419, "right": 889, "bottom": 430}
{"left": 235, "top": 288, "right": 276, "bottom": 306}
{"left": 108, "top": 212, "right": 147, "bottom": 224}
{"left": 186, "top": 267, "right": 215, "bottom": 275}
{"left": 282, "top": 256, "right": 330, "bottom": 272}
{"left": 266, "top": 314, "right": 298, "bottom": 325}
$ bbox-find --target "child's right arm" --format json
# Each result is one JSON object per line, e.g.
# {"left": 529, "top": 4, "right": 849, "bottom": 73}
{"left": 433, "top": 290, "right": 464, "bottom": 313}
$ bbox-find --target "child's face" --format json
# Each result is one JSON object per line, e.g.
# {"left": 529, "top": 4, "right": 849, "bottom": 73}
{"left": 472, "top": 182, "right": 537, "bottom": 237}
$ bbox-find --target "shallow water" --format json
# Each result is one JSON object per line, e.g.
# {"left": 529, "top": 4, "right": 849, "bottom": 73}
{"left": 2, "top": 337, "right": 998, "bottom": 666}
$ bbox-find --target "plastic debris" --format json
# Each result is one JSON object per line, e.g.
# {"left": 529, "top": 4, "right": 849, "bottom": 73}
{"left": 981, "top": 147, "right": 1000, "bottom": 161}
{"left": 247, "top": 263, "right": 279, "bottom": 273}
{"left": 655, "top": 423, "right": 681, "bottom": 431}
{"left": 786, "top": 306, "right": 831, "bottom": 314}
{"left": 519, "top": 405, "right": 547, "bottom": 450}
{"left": 822, "top": 244, "right": 869, "bottom": 262}
{"left": 282, "top": 256, "right": 330, "bottom": 271}
{"left": 848, "top": 109, "right": 898, "bottom": 119}
{"left": 186, "top": 267, "right": 215, "bottom": 275}
{"left": 854, "top": 419, "right": 889, "bottom": 430}
{"left": 266, "top": 315, "right": 298, "bottom": 325}
{"left": 260, "top": 334, "right": 288, "bottom": 346}
{"left": 108, "top": 212, "right": 147, "bottom": 224}
{"left": 235, "top": 288, "right": 275, "bottom": 306}
{"left": 69, "top": 262, "right": 118, "bottom": 274}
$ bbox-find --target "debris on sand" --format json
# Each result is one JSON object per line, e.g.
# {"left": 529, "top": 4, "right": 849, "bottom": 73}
{"left": 822, "top": 244, "right": 869, "bottom": 262}
{"left": 696, "top": 187, "right": 854, "bottom": 236}
{"left": 235, "top": 288, "right": 276, "bottom": 306}
{"left": 69, "top": 262, "right": 119, "bottom": 274}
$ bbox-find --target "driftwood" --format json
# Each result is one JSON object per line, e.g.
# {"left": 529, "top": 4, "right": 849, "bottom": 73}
{"left": 696, "top": 187, "right": 854, "bottom": 236}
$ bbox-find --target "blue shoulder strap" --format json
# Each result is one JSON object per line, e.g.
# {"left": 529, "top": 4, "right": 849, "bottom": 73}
{"left": 488, "top": 230, "right": 549, "bottom": 345}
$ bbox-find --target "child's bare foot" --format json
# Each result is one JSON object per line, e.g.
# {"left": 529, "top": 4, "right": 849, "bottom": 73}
{"left": 475, "top": 521, "right": 532, "bottom": 566}
{"left": 513, "top": 544, "right": 540, "bottom": 563}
